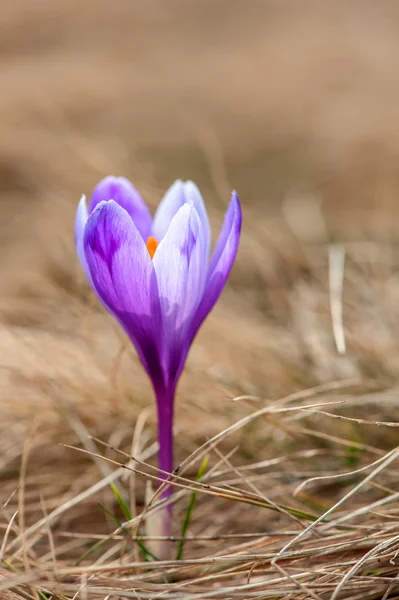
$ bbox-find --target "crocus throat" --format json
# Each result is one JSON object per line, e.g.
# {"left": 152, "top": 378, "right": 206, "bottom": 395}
{"left": 146, "top": 236, "right": 159, "bottom": 259}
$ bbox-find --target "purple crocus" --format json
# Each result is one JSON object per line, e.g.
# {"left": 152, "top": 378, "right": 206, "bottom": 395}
{"left": 75, "top": 176, "right": 241, "bottom": 531}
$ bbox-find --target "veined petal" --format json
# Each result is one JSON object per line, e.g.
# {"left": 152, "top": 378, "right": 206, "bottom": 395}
{"left": 75, "top": 194, "right": 91, "bottom": 280}
{"left": 152, "top": 203, "right": 208, "bottom": 381}
{"left": 83, "top": 200, "right": 163, "bottom": 383}
{"left": 151, "top": 180, "right": 184, "bottom": 241}
{"left": 183, "top": 181, "right": 211, "bottom": 260}
{"left": 189, "top": 192, "right": 242, "bottom": 342}
{"left": 89, "top": 176, "right": 152, "bottom": 240}
{"left": 152, "top": 180, "right": 211, "bottom": 257}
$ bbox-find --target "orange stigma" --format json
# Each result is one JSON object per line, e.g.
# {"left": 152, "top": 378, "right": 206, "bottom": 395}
{"left": 146, "top": 236, "right": 159, "bottom": 259}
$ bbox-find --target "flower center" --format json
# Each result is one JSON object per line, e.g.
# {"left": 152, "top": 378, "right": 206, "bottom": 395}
{"left": 146, "top": 236, "right": 159, "bottom": 259}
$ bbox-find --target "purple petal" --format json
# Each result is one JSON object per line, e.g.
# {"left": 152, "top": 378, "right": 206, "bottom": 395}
{"left": 83, "top": 200, "right": 163, "bottom": 384}
{"left": 152, "top": 180, "right": 211, "bottom": 257}
{"left": 89, "top": 176, "right": 152, "bottom": 240}
{"left": 189, "top": 192, "right": 242, "bottom": 343}
{"left": 152, "top": 203, "right": 208, "bottom": 381}
{"left": 151, "top": 180, "right": 184, "bottom": 241}
{"left": 75, "top": 194, "right": 91, "bottom": 281}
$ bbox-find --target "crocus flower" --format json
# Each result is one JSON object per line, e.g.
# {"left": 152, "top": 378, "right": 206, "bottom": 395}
{"left": 75, "top": 176, "right": 241, "bottom": 534}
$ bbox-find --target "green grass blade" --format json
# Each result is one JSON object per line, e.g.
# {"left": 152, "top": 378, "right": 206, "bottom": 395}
{"left": 176, "top": 455, "right": 209, "bottom": 561}
{"left": 110, "top": 482, "right": 132, "bottom": 521}
{"left": 99, "top": 502, "right": 158, "bottom": 562}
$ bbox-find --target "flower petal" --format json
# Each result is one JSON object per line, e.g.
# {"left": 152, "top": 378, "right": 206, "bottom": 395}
{"left": 152, "top": 203, "right": 208, "bottom": 381}
{"left": 75, "top": 194, "right": 91, "bottom": 280}
{"left": 83, "top": 200, "right": 163, "bottom": 384}
{"left": 152, "top": 180, "right": 211, "bottom": 257}
{"left": 89, "top": 176, "right": 152, "bottom": 240}
{"left": 189, "top": 192, "right": 242, "bottom": 342}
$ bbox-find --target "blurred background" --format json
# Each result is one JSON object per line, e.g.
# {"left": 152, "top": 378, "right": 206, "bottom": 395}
{"left": 3, "top": 1, "right": 399, "bottom": 260}
{"left": 2, "top": 0, "right": 399, "bottom": 473}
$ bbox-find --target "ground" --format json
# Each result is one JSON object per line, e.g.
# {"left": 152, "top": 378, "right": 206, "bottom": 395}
{"left": 2, "top": 2, "right": 399, "bottom": 598}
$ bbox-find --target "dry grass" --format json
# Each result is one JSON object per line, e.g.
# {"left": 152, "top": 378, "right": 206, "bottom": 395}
{"left": 3, "top": 1, "right": 399, "bottom": 598}
{"left": 3, "top": 377, "right": 399, "bottom": 599}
